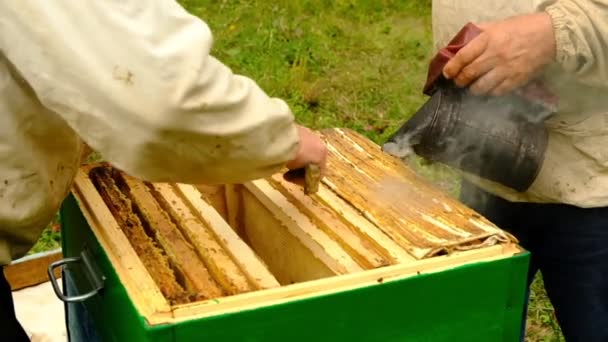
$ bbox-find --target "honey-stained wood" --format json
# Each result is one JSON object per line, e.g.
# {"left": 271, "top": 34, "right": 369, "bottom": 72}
{"left": 118, "top": 174, "right": 224, "bottom": 300}
{"left": 313, "top": 184, "right": 415, "bottom": 264}
{"left": 73, "top": 168, "right": 171, "bottom": 320}
{"left": 239, "top": 189, "right": 338, "bottom": 284}
{"left": 4, "top": 250, "right": 62, "bottom": 291}
{"left": 245, "top": 179, "right": 363, "bottom": 275}
{"left": 152, "top": 183, "right": 254, "bottom": 295}
{"left": 269, "top": 174, "right": 389, "bottom": 269}
{"left": 89, "top": 167, "right": 191, "bottom": 304}
{"left": 318, "top": 128, "right": 513, "bottom": 259}
{"left": 175, "top": 184, "right": 280, "bottom": 290}
{"left": 169, "top": 243, "right": 522, "bottom": 323}
{"left": 327, "top": 128, "right": 510, "bottom": 231}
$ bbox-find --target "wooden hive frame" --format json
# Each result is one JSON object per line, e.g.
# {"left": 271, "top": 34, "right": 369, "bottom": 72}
{"left": 69, "top": 128, "right": 522, "bottom": 326}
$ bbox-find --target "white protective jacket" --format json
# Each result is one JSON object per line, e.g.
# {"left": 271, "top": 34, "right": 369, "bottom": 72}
{"left": 0, "top": 1, "right": 299, "bottom": 264}
{"left": 432, "top": 0, "right": 608, "bottom": 208}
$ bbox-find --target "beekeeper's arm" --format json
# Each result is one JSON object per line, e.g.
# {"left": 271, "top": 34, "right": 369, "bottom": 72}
{"left": 0, "top": 1, "right": 320, "bottom": 184}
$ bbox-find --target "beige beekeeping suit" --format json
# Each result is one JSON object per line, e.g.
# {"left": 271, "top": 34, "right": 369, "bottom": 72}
{"left": 0, "top": 2, "right": 299, "bottom": 264}
{"left": 432, "top": 0, "right": 608, "bottom": 208}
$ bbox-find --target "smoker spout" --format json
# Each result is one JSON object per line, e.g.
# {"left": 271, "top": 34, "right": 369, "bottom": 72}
{"left": 383, "top": 85, "right": 551, "bottom": 192}
{"left": 382, "top": 87, "right": 443, "bottom": 159}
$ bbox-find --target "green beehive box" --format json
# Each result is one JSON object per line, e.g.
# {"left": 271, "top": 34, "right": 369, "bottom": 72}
{"left": 57, "top": 128, "right": 529, "bottom": 341}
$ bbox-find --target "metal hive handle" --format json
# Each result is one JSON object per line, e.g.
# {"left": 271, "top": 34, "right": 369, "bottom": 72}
{"left": 48, "top": 249, "right": 105, "bottom": 302}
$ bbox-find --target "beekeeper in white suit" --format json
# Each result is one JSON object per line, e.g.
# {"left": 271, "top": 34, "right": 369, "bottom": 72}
{"left": 433, "top": 1, "right": 608, "bottom": 341}
{"left": 0, "top": 2, "right": 327, "bottom": 340}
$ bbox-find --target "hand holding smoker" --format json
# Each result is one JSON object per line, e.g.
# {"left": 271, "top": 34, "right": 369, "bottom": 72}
{"left": 383, "top": 23, "right": 558, "bottom": 192}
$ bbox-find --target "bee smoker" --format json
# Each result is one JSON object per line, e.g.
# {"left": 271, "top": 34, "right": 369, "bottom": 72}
{"left": 382, "top": 23, "right": 557, "bottom": 192}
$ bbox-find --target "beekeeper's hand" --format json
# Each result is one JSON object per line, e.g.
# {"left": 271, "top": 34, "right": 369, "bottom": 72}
{"left": 286, "top": 125, "right": 328, "bottom": 176}
{"left": 442, "top": 13, "right": 556, "bottom": 96}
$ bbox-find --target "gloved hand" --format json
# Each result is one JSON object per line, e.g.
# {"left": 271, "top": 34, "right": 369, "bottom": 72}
{"left": 442, "top": 12, "right": 556, "bottom": 96}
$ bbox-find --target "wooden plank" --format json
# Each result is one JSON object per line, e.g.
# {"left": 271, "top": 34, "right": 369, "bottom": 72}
{"left": 240, "top": 189, "right": 337, "bottom": 284}
{"left": 152, "top": 183, "right": 256, "bottom": 295}
{"left": 245, "top": 179, "right": 363, "bottom": 275}
{"left": 167, "top": 243, "right": 522, "bottom": 323}
{"left": 119, "top": 174, "right": 224, "bottom": 300}
{"left": 197, "top": 185, "right": 228, "bottom": 220}
{"left": 318, "top": 129, "right": 512, "bottom": 259}
{"left": 175, "top": 184, "right": 280, "bottom": 290}
{"left": 72, "top": 168, "right": 171, "bottom": 321}
{"left": 333, "top": 128, "right": 510, "bottom": 232}
{"left": 312, "top": 183, "right": 416, "bottom": 264}
{"left": 325, "top": 128, "right": 409, "bottom": 177}
{"left": 5, "top": 250, "right": 63, "bottom": 291}
{"left": 327, "top": 142, "right": 458, "bottom": 238}
{"left": 329, "top": 128, "right": 473, "bottom": 221}
{"left": 318, "top": 181, "right": 428, "bottom": 262}
{"left": 269, "top": 174, "right": 390, "bottom": 269}
{"left": 326, "top": 129, "right": 464, "bottom": 214}
{"left": 224, "top": 184, "right": 245, "bottom": 238}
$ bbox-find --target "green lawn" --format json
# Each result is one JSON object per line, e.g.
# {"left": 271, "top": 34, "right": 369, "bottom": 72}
{"left": 31, "top": 1, "right": 563, "bottom": 340}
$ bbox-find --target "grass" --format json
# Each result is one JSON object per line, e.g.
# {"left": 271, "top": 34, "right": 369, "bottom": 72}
{"left": 527, "top": 276, "right": 565, "bottom": 341}
{"left": 28, "top": 213, "right": 61, "bottom": 254}
{"left": 30, "top": 1, "right": 563, "bottom": 340}
{"left": 180, "top": 0, "right": 433, "bottom": 143}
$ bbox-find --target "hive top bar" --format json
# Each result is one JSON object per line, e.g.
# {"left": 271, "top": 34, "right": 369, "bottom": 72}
{"left": 292, "top": 128, "right": 516, "bottom": 259}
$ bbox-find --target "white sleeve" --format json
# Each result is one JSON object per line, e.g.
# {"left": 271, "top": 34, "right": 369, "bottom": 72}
{"left": 0, "top": 0, "right": 299, "bottom": 184}
{"left": 543, "top": 0, "right": 608, "bottom": 88}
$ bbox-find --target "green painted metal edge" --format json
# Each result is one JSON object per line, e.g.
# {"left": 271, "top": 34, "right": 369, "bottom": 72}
{"left": 61, "top": 193, "right": 530, "bottom": 341}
